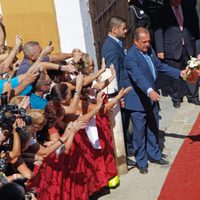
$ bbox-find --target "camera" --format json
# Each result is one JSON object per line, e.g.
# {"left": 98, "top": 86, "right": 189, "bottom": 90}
{"left": 25, "top": 189, "right": 37, "bottom": 200}
{"left": 48, "top": 41, "right": 52, "bottom": 46}
{"left": 0, "top": 157, "right": 7, "bottom": 173}
{"left": 0, "top": 93, "right": 32, "bottom": 131}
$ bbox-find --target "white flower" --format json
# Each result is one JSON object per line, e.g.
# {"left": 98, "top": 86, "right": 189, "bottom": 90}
{"left": 187, "top": 56, "right": 200, "bottom": 69}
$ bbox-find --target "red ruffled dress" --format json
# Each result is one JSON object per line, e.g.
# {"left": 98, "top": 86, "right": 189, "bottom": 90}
{"left": 27, "top": 108, "right": 117, "bottom": 200}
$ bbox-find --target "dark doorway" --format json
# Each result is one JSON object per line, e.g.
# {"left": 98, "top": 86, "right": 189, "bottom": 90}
{"left": 88, "top": 0, "right": 133, "bottom": 66}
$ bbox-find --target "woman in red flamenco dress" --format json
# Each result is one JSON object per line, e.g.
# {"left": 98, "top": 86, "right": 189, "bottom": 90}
{"left": 27, "top": 84, "right": 130, "bottom": 199}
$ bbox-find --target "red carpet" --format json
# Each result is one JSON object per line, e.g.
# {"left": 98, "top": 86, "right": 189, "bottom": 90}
{"left": 158, "top": 114, "right": 200, "bottom": 200}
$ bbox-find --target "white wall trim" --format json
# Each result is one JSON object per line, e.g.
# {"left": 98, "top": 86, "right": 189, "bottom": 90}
{"left": 53, "top": 0, "right": 97, "bottom": 68}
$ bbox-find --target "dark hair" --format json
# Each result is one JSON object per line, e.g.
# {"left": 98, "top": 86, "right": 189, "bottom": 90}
{"left": 47, "top": 61, "right": 68, "bottom": 83}
{"left": 45, "top": 101, "right": 65, "bottom": 128}
{"left": 108, "top": 16, "right": 126, "bottom": 32}
{"left": 0, "top": 182, "right": 25, "bottom": 200}
{"left": 47, "top": 70, "right": 64, "bottom": 83}
{"left": 32, "top": 71, "right": 47, "bottom": 92}
{"left": 46, "top": 84, "right": 69, "bottom": 101}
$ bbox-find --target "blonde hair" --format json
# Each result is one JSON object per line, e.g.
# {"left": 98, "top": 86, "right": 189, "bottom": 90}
{"left": 26, "top": 109, "right": 45, "bottom": 127}
{"left": 9, "top": 96, "right": 31, "bottom": 110}
{"left": 9, "top": 96, "right": 24, "bottom": 106}
{"left": 78, "top": 53, "right": 94, "bottom": 75}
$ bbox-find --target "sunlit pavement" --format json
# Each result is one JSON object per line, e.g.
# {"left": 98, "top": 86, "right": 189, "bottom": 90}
{"left": 99, "top": 92, "right": 200, "bottom": 200}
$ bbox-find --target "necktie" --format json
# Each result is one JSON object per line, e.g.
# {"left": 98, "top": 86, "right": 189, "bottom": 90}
{"left": 118, "top": 40, "right": 123, "bottom": 48}
{"left": 118, "top": 40, "right": 127, "bottom": 55}
{"left": 143, "top": 53, "right": 156, "bottom": 80}
{"left": 175, "top": 6, "right": 183, "bottom": 31}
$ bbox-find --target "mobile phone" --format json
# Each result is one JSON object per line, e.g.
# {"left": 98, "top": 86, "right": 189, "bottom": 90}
{"left": 49, "top": 41, "right": 52, "bottom": 46}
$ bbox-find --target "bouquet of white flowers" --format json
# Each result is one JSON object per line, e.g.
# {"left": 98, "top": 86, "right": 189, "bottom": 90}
{"left": 183, "top": 56, "right": 200, "bottom": 83}
{"left": 187, "top": 56, "right": 200, "bottom": 69}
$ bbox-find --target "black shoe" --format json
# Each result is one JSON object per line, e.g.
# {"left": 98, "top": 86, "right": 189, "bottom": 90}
{"left": 149, "top": 158, "right": 169, "bottom": 165}
{"left": 161, "top": 153, "right": 167, "bottom": 159}
{"left": 127, "top": 149, "right": 135, "bottom": 157}
{"left": 188, "top": 99, "right": 200, "bottom": 106}
{"left": 138, "top": 167, "right": 148, "bottom": 174}
{"left": 173, "top": 101, "right": 181, "bottom": 108}
{"left": 127, "top": 158, "right": 136, "bottom": 167}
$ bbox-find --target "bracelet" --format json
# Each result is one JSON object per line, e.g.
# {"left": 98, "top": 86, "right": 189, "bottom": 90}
{"left": 74, "top": 90, "right": 80, "bottom": 96}
{"left": 58, "top": 64, "right": 62, "bottom": 71}
{"left": 58, "top": 138, "right": 64, "bottom": 144}
{"left": 12, "top": 130, "right": 18, "bottom": 133}
{"left": 13, "top": 174, "right": 17, "bottom": 180}
{"left": 112, "top": 98, "right": 117, "bottom": 104}
{"left": 38, "top": 56, "right": 43, "bottom": 61}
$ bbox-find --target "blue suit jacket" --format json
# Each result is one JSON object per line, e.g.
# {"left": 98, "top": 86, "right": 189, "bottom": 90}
{"left": 101, "top": 36, "right": 126, "bottom": 90}
{"left": 124, "top": 45, "right": 181, "bottom": 111}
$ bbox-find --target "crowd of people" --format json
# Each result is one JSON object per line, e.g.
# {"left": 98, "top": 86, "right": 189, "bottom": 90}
{"left": 0, "top": 0, "right": 200, "bottom": 199}
{"left": 0, "top": 13, "right": 132, "bottom": 200}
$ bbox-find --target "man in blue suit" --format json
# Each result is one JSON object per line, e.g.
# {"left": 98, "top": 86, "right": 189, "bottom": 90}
{"left": 101, "top": 16, "right": 136, "bottom": 166}
{"left": 101, "top": 16, "right": 127, "bottom": 91}
{"left": 124, "top": 27, "right": 186, "bottom": 174}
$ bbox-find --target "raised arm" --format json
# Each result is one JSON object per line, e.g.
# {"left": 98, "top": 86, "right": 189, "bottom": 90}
{"left": 101, "top": 87, "right": 131, "bottom": 112}
{"left": 63, "top": 73, "right": 83, "bottom": 114}
{"left": 0, "top": 15, "right": 6, "bottom": 54}
{"left": 92, "top": 64, "right": 116, "bottom": 90}
{"left": 77, "top": 91, "right": 104, "bottom": 122}
{"left": 0, "top": 35, "right": 22, "bottom": 73}
{"left": 13, "top": 72, "right": 38, "bottom": 96}
{"left": 38, "top": 61, "right": 76, "bottom": 73}
{"left": 3, "top": 119, "right": 23, "bottom": 162}
{"left": 29, "top": 121, "right": 81, "bottom": 158}
{"left": 82, "top": 58, "right": 106, "bottom": 86}
{"left": 17, "top": 45, "right": 53, "bottom": 83}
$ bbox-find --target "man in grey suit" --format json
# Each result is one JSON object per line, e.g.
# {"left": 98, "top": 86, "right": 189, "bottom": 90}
{"left": 154, "top": 0, "right": 200, "bottom": 108}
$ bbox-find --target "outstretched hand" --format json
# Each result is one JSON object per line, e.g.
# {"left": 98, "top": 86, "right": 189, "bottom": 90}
{"left": 64, "top": 120, "right": 87, "bottom": 135}
{"left": 13, "top": 118, "right": 26, "bottom": 132}
{"left": 75, "top": 72, "right": 84, "bottom": 91}
{"left": 149, "top": 90, "right": 160, "bottom": 102}
{"left": 100, "top": 58, "right": 106, "bottom": 72}
{"left": 180, "top": 68, "right": 188, "bottom": 79}
{"left": 40, "top": 45, "right": 54, "bottom": 58}
{"left": 73, "top": 120, "right": 87, "bottom": 130}
{"left": 62, "top": 63, "right": 76, "bottom": 73}
{"left": 118, "top": 87, "right": 132, "bottom": 98}
{"left": 96, "top": 91, "right": 105, "bottom": 106}
{"left": 14, "top": 35, "right": 23, "bottom": 49}
{"left": 3, "top": 81, "right": 12, "bottom": 93}
{"left": 181, "top": 67, "right": 200, "bottom": 84}
{"left": 72, "top": 49, "right": 83, "bottom": 64}
{"left": 110, "top": 64, "right": 116, "bottom": 78}
{"left": 19, "top": 96, "right": 30, "bottom": 109}
{"left": 24, "top": 71, "right": 39, "bottom": 85}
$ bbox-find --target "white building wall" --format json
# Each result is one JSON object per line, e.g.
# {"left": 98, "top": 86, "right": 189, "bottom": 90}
{"left": 79, "top": 0, "right": 97, "bottom": 66}
{"left": 53, "top": 0, "right": 97, "bottom": 67}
